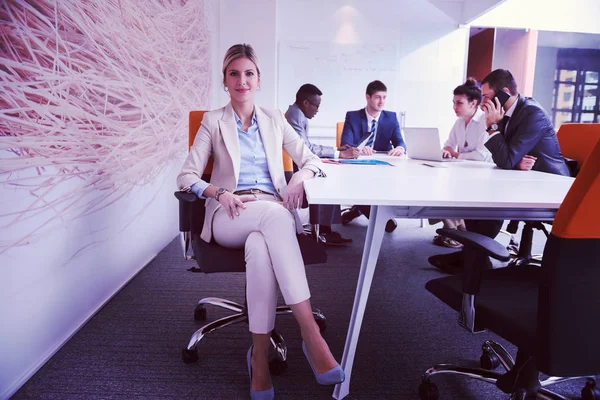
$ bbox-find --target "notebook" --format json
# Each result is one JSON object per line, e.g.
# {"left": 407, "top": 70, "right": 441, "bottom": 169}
{"left": 404, "top": 127, "right": 462, "bottom": 163}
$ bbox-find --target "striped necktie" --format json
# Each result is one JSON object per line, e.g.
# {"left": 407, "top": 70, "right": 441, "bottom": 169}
{"left": 366, "top": 119, "right": 377, "bottom": 147}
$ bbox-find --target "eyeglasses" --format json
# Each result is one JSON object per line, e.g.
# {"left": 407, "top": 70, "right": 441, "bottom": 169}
{"left": 307, "top": 100, "right": 320, "bottom": 109}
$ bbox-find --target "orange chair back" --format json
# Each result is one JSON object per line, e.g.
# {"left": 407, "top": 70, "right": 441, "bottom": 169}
{"left": 189, "top": 110, "right": 213, "bottom": 174}
{"left": 189, "top": 110, "right": 295, "bottom": 174}
{"left": 336, "top": 122, "right": 344, "bottom": 148}
{"left": 557, "top": 123, "right": 600, "bottom": 170}
{"left": 553, "top": 138, "right": 600, "bottom": 239}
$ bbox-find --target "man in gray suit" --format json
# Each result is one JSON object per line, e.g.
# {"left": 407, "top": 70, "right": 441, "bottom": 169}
{"left": 285, "top": 84, "right": 358, "bottom": 246}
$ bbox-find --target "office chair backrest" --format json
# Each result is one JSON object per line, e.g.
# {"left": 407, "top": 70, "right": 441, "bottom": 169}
{"left": 556, "top": 123, "right": 600, "bottom": 171}
{"left": 336, "top": 122, "right": 343, "bottom": 148}
{"left": 189, "top": 110, "right": 294, "bottom": 178}
{"left": 189, "top": 110, "right": 213, "bottom": 174}
{"left": 536, "top": 138, "right": 600, "bottom": 376}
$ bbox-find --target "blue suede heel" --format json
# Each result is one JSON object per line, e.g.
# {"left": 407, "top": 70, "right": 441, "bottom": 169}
{"left": 301, "top": 341, "right": 345, "bottom": 385}
{"left": 247, "top": 346, "right": 274, "bottom": 400}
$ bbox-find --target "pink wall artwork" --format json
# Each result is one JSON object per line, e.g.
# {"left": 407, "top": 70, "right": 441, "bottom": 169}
{"left": 0, "top": 0, "right": 211, "bottom": 251}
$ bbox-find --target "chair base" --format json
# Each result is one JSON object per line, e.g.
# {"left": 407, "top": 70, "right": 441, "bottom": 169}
{"left": 182, "top": 296, "right": 327, "bottom": 374}
{"left": 419, "top": 340, "right": 593, "bottom": 400}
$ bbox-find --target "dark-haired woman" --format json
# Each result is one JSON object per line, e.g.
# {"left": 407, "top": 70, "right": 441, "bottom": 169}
{"left": 432, "top": 78, "right": 492, "bottom": 248}
{"left": 441, "top": 77, "right": 491, "bottom": 161}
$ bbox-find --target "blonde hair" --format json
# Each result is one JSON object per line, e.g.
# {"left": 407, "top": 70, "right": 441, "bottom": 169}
{"left": 222, "top": 44, "right": 261, "bottom": 84}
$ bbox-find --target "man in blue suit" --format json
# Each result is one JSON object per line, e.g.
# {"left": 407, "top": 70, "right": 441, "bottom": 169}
{"left": 340, "top": 80, "right": 407, "bottom": 232}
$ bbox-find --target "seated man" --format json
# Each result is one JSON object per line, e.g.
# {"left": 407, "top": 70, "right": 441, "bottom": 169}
{"left": 339, "top": 80, "right": 407, "bottom": 233}
{"left": 429, "top": 68, "right": 570, "bottom": 275}
{"left": 285, "top": 83, "right": 359, "bottom": 246}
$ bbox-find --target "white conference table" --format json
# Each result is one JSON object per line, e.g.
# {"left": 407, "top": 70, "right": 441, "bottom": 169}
{"left": 303, "top": 155, "right": 575, "bottom": 400}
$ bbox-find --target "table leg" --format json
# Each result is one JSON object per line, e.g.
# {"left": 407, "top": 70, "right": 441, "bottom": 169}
{"left": 332, "top": 205, "right": 392, "bottom": 399}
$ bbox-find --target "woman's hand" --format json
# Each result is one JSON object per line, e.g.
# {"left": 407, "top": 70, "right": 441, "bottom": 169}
{"left": 284, "top": 168, "right": 314, "bottom": 210}
{"left": 442, "top": 146, "right": 458, "bottom": 159}
{"left": 218, "top": 192, "right": 257, "bottom": 219}
{"left": 283, "top": 181, "right": 304, "bottom": 210}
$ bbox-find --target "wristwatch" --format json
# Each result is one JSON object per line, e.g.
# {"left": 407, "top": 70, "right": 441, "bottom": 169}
{"left": 486, "top": 123, "right": 499, "bottom": 133}
{"left": 215, "top": 187, "right": 227, "bottom": 201}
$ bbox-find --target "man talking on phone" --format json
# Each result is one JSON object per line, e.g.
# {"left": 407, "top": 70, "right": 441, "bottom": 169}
{"left": 428, "top": 69, "right": 570, "bottom": 397}
{"left": 429, "top": 68, "right": 569, "bottom": 273}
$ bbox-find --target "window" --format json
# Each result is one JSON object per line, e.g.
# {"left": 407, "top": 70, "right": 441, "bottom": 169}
{"left": 551, "top": 49, "right": 600, "bottom": 128}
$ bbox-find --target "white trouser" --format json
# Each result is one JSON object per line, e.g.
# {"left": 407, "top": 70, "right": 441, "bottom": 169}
{"left": 212, "top": 194, "right": 310, "bottom": 334}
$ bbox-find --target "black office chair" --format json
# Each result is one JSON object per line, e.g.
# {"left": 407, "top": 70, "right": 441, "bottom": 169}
{"left": 176, "top": 111, "right": 327, "bottom": 374}
{"left": 506, "top": 123, "right": 600, "bottom": 267}
{"left": 419, "top": 138, "right": 600, "bottom": 400}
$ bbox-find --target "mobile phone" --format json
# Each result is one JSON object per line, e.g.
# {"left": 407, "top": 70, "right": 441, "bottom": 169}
{"left": 493, "top": 89, "right": 510, "bottom": 107}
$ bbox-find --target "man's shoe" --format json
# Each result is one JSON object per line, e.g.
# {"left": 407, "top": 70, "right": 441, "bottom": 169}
{"left": 319, "top": 231, "right": 352, "bottom": 246}
{"left": 427, "top": 251, "right": 463, "bottom": 275}
{"left": 385, "top": 219, "right": 397, "bottom": 233}
{"left": 341, "top": 207, "right": 360, "bottom": 225}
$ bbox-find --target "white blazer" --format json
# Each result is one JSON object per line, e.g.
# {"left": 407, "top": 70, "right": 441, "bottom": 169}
{"left": 177, "top": 103, "right": 323, "bottom": 242}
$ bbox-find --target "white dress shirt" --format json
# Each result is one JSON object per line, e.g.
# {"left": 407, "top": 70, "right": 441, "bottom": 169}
{"left": 358, "top": 111, "right": 380, "bottom": 149}
{"left": 444, "top": 107, "right": 491, "bottom": 161}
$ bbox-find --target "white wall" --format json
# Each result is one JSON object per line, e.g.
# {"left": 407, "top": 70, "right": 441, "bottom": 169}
{"left": 533, "top": 46, "right": 559, "bottom": 114}
{"left": 217, "top": 0, "right": 278, "bottom": 108}
{"left": 0, "top": 161, "right": 182, "bottom": 399}
{"left": 470, "top": 0, "right": 600, "bottom": 34}
{"left": 492, "top": 28, "right": 539, "bottom": 96}
{"left": 275, "top": 0, "right": 470, "bottom": 145}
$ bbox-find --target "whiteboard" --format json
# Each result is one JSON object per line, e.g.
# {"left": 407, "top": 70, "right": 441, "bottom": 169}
{"left": 277, "top": 41, "right": 398, "bottom": 127}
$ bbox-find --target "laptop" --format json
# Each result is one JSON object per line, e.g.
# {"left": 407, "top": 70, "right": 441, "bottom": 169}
{"left": 404, "top": 127, "right": 462, "bottom": 162}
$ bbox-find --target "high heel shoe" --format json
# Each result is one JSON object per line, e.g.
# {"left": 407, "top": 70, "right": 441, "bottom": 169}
{"left": 301, "top": 341, "right": 345, "bottom": 385}
{"left": 247, "top": 346, "right": 274, "bottom": 400}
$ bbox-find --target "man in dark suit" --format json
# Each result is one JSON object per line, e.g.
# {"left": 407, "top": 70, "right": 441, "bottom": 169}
{"left": 428, "top": 69, "right": 569, "bottom": 274}
{"left": 340, "top": 80, "right": 407, "bottom": 232}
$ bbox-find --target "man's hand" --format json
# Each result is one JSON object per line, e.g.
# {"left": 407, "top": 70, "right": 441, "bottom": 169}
{"left": 218, "top": 193, "right": 257, "bottom": 219}
{"left": 360, "top": 146, "right": 375, "bottom": 155}
{"left": 387, "top": 146, "right": 405, "bottom": 157}
{"left": 518, "top": 155, "right": 537, "bottom": 171}
{"left": 442, "top": 146, "right": 458, "bottom": 159}
{"left": 481, "top": 97, "right": 505, "bottom": 128}
{"left": 338, "top": 144, "right": 359, "bottom": 159}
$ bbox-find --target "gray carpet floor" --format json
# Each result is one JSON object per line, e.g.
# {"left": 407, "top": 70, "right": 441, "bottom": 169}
{"left": 13, "top": 218, "right": 593, "bottom": 399}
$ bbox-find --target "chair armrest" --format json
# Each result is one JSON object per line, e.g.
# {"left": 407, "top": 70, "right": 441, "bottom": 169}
{"left": 563, "top": 157, "right": 579, "bottom": 177}
{"left": 174, "top": 191, "right": 206, "bottom": 232}
{"left": 174, "top": 191, "right": 198, "bottom": 203}
{"left": 437, "top": 228, "right": 510, "bottom": 261}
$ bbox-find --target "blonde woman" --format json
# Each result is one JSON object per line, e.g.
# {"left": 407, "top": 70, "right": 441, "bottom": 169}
{"left": 177, "top": 44, "right": 344, "bottom": 400}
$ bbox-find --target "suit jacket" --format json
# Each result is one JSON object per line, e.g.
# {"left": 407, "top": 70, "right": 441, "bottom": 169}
{"left": 485, "top": 96, "right": 569, "bottom": 176}
{"left": 340, "top": 108, "right": 406, "bottom": 152}
{"left": 177, "top": 103, "right": 323, "bottom": 242}
{"left": 285, "top": 103, "right": 335, "bottom": 158}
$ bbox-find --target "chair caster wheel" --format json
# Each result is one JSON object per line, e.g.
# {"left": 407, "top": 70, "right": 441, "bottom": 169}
{"left": 269, "top": 358, "right": 288, "bottom": 376}
{"left": 480, "top": 352, "right": 500, "bottom": 370}
{"left": 418, "top": 381, "right": 439, "bottom": 400}
{"left": 182, "top": 348, "right": 198, "bottom": 363}
{"left": 194, "top": 305, "right": 207, "bottom": 321}
{"left": 582, "top": 378, "right": 600, "bottom": 400}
